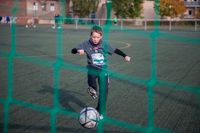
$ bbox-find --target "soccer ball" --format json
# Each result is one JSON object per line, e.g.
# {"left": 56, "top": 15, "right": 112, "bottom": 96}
{"left": 78, "top": 107, "right": 99, "bottom": 129}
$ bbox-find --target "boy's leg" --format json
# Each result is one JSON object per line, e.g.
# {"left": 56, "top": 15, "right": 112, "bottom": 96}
{"left": 96, "top": 72, "right": 109, "bottom": 116}
{"left": 87, "top": 73, "right": 98, "bottom": 99}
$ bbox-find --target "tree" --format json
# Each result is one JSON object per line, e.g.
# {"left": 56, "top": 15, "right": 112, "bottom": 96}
{"left": 197, "top": 8, "right": 200, "bottom": 19}
{"left": 72, "top": 0, "right": 99, "bottom": 17}
{"left": 112, "top": 0, "right": 144, "bottom": 18}
{"left": 155, "top": 0, "right": 186, "bottom": 18}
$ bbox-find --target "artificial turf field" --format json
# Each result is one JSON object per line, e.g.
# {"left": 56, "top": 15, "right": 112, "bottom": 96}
{"left": 0, "top": 24, "right": 200, "bottom": 133}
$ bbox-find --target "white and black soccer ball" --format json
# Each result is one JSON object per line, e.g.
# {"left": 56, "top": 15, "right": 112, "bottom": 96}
{"left": 78, "top": 107, "right": 99, "bottom": 129}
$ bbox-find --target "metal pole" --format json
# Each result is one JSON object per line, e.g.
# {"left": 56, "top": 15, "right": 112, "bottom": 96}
{"left": 195, "top": 20, "right": 197, "bottom": 32}
{"left": 99, "top": 19, "right": 101, "bottom": 26}
{"left": 145, "top": 19, "right": 147, "bottom": 31}
{"left": 121, "top": 19, "right": 123, "bottom": 30}
{"left": 75, "top": 19, "right": 78, "bottom": 30}
{"left": 169, "top": 19, "right": 172, "bottom": 31}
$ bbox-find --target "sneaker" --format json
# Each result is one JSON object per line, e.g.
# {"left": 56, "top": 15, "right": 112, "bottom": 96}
{"left": 99, "top": 115, "right": 104, "bottom": 120}
{"left": 88, "top": 87, "right": 97, "bottom": 99}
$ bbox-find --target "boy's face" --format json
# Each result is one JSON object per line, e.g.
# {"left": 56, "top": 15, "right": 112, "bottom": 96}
{"left": 91, "top": 31, "right": 102, "bottom": 45}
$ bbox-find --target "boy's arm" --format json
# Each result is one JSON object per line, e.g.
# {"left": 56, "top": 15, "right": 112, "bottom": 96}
{"left": 114, "top": 48, "right": 126, "bottom": 57}
{"left": 114, "top": 48, "right": 131, "bottom": 62}
{"left": 71, "top": 41, "right": 86, "bottom": 55}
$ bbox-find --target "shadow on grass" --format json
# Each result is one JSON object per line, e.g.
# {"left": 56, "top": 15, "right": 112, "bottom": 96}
{"left": 38, "top": 85, "right": 86, "bottom": 112}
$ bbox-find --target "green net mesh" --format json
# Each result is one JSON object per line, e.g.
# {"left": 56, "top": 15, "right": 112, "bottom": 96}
{"left": 0, "top": 0, "right": 200, "bottom": 133}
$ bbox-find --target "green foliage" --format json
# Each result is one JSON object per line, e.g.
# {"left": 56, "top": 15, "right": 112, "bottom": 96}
{"left": 197, "top": 8, "right": 200, "bottom": 18}
{"left": 155, "top": 0, "right": 186, "bottom": 18}
{"left": 72, "top": 0, "right": 99, "bottom": 17}
{"left": 112, "top": 0, "right": 144, "bottom": 18}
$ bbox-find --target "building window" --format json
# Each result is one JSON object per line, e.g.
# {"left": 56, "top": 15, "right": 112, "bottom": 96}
{"left": 189, "top": 10, "right": 193, "bottom": 16}
{"left": 41, "top": 2, "right": 46, "bottom": 11}
{"left": 33, "top": 2, "right": 38, "bottom": 11}
{"left": 50, "top": 3, "right": 55, "bottom": 11}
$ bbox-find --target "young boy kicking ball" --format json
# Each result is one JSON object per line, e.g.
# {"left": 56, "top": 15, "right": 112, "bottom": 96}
{"left": 71, "top": 25, "right": 131, "bottom": 119}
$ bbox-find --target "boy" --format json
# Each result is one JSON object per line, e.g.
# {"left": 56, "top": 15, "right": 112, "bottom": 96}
{"left": 71, "top": 25, "right": 131, "bottom": 118}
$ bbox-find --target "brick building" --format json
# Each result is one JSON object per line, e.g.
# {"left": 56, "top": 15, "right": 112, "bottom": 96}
{"left": 0, "top": 0, "right": 65, "bottom": 24}
{"left": 184, "top": 0, "right": 200, "bottom": 18}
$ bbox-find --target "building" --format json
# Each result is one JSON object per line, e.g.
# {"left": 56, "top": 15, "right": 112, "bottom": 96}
{"left": 0, "top": 0, "right": 66, "bottom": 24}
{"left": 183, "top": 0, "right": 200, "bottom": 18}
{"left": 142, "top": 0, "right": 156, "bottom": 19}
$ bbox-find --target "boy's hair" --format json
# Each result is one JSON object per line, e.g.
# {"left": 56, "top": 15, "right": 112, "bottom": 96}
{"left": 90, "top": 25, "right": 103, "bottom": 36}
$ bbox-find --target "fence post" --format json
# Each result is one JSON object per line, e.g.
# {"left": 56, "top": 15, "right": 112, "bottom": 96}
{"left": 195, "top": 20, "right": 197, "bottom": 32}
{"left": 169, "top": 19, "right": 172, "bottom": 31}
{"left": 98, "top": 19, "right": 101, "bottom": 26}
{"left": 145, "top": 19, "right": 147, "bottom": 31}
{"left": 121, "top": 19, "right": 123, "bottom": 30}
{"left": 75, "top": 19, "right": 78, "bottom": 30}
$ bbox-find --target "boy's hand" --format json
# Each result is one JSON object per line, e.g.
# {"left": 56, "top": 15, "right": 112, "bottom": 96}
{"left": 125, "top": 56, "right": 131, "bottom": 62}
{"left": 78, "top": 49, "right": 85, "bottom": 55}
